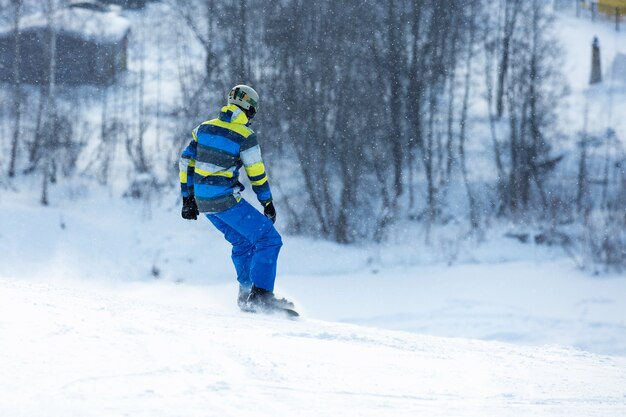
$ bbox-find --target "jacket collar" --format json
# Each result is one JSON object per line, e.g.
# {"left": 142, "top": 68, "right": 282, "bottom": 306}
{"left": 218, "top": 104, "right": 250, "bottom": 126}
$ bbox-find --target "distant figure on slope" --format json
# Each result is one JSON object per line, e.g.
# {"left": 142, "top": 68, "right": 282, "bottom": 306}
{"left": 178, "top": 85, "right": 295, "bottom": 315}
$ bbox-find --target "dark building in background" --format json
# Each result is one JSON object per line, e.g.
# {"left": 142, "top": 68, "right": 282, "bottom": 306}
{"left": 0, "top": 7, "right": 131, "bottom": 85}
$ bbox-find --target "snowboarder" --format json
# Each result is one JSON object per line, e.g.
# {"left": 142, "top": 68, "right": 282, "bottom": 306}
{"left": 178, "top": 85, "right": 296, "bottom": 316}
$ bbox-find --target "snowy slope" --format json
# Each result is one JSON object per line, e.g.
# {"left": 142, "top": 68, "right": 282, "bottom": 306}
{"left": 1, "top": 186, "right": 626, "bottom": 358}
{"left": 556, "top": 12, "right": 626, "bottom": 143}
{"left": 1, "top": 277, "right": 625, "bottom": 417}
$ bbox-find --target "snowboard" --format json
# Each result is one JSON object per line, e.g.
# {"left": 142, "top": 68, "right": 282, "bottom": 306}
{"left": 279, "top": 308, "right": 299, "bottom": 318}
{"left": 242, "top": 305, "right": 299, "bottom": 318}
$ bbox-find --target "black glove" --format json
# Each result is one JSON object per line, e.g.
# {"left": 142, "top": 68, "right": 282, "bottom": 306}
{"left": 263, "top": 201, "right": 276, "bottom": 224}
{"left": 182, "top": 195, "right": 199, "bottom": 220}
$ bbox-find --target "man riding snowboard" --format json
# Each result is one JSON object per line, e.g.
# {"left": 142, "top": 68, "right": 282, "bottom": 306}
{"left": 178, "top": 85, "right": 295, "bottom": 315}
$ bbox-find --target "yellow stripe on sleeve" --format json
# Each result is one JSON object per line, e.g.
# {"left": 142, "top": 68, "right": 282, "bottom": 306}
{"left": 245, "top": 161, "right": 265, "bottom": 177}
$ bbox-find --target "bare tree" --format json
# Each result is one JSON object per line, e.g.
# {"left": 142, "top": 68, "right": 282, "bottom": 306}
{"left": 385, "top": 0, "right": 404, "bottom": 200}
{"left": 7, "top": 0, "right": 23, "bottom": 178}
{"left": 504, "top": 1, "right": 564, "bottom": 213}
{"left": 459, "top": 1, "right": 480, "bottom": 229}
{"left": 173, "top": 0, "right": 219, "bottom": 86}
{"left": 39, "top": 0, "right": 59, "bottom": 206}
{"left": 496, "top": 0, "right": 523, "bottom": 119}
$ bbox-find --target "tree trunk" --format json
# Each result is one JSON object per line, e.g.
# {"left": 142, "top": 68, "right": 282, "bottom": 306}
{"left": 460, "top": 3, "right": 479, "bottom": 229}
{"left": 8, "top": 0, "right": 23, "bottom": 178}
{"left": 496, "top": 0, "right": 521, "bottom": 119}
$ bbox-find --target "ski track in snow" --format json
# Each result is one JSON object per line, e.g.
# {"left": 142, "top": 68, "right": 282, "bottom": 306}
{"left": 1, "top": 278, "right": 625, "bottom": 417}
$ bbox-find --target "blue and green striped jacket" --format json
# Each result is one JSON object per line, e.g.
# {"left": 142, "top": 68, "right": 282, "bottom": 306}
{"left": 179, "top": 104, "right": 272, "bottom": 213}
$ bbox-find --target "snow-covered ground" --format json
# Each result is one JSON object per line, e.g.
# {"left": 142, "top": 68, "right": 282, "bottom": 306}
{"left": 1, "top": 276, "right": 626, "bottom": 417}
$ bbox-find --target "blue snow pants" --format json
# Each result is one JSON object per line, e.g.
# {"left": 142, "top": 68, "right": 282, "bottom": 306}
{"left": 206, "top": 199, "right": 282, "bottom": 292}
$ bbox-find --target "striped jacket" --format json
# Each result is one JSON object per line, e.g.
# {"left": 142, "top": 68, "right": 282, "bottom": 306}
{"left": 179, "top": 104, "right": 272, "bottom": 213}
